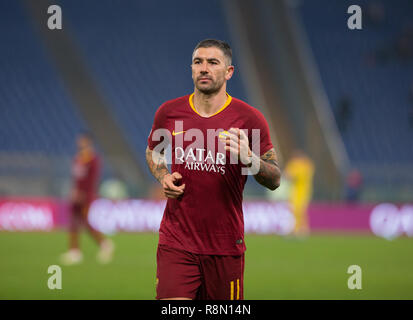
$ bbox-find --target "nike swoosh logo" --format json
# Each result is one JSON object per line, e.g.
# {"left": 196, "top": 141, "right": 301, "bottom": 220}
{"left": 172, "top": 130, "right": 186, "bottom": 136}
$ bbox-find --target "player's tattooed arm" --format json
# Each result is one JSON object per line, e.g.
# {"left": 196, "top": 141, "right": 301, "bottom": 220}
{"left": 252, "top": 148, "right": 281, "bottom": 191}
{"left": 221, "top": 128, "right": 280, "bottom": 191}
{"left": 145, "top": 147, "right": 185, "bottom": 198}
{"left": 145, "top": 146, "right": 169, "bottom": 184}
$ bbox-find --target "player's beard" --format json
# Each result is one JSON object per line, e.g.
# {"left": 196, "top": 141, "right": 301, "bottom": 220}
{"left": 194, "top": 75, "right": 225, "bottom": 95}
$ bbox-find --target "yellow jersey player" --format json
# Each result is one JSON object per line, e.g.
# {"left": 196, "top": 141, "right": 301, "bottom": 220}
{"left": 284, "top": 150, "right": 315, "bottom": 237}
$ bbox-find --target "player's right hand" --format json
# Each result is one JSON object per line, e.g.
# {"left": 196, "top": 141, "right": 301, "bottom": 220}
{"left": 161, "top": 172, "right": 185, "bottom": 199}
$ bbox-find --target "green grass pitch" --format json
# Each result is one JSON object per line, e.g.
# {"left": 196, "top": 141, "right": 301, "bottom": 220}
{"left": 1, "top": 231, "right": 413, "bottom": 299}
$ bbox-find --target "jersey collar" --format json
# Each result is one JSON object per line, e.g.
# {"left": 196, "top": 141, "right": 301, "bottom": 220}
{"left": 189, "top": 92, "right": 232, "bottom": 118}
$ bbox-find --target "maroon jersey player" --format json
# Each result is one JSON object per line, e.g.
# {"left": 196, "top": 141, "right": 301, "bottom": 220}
{"left": 146, "top": 39, "right": 281, "bottom": 300}
{"left": 60, "top": 132, "right": 114, "bottom": 265}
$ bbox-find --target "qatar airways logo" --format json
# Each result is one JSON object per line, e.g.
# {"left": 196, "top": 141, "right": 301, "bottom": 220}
{"left": 151, "top": 121, "right": 261, "bottom": 175}
{"left": 175, "top": 147, "right": 226, "bottom": 175}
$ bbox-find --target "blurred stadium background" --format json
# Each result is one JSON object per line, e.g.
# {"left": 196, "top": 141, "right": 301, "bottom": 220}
{"left": 1, "top": 0, "right": 413, "bottom": 299}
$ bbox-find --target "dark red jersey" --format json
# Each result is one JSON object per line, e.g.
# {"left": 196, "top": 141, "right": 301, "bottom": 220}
{"left": 71, "top": 153, "right": 100, "bottom": 204}
{"left": 148, "top": 93, "right": 273, "bottom": 255}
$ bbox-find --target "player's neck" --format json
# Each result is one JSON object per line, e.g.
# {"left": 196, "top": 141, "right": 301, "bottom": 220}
{"left": 193, "top": 87, "right": 228, "bottom": 117}
{"left": 77, "top": 147, "right": 94, "bottom": 162}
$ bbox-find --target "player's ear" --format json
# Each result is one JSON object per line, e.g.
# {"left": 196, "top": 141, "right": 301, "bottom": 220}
{"left": 225, "top": 65, "right": 234, "bottom": 80}
{"left": 191, "top": 64, "right": 196, "bottom": 80}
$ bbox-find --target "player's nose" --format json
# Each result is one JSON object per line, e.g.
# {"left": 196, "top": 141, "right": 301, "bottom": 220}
{"left": 200, "top": 62, "right": 209, "bottom": 73}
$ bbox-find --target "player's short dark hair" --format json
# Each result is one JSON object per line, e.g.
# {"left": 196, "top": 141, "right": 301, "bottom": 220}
{"left": 193, "top": 39, "right": 232, "bottom": 65}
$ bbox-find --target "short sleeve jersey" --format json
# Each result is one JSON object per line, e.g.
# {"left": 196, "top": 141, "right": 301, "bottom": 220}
{"left": 148, "top": 93, "right": 273, "bottom": 255}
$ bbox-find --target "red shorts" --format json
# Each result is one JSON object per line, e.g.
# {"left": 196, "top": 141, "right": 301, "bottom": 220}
{"left": 156, "top": 244, "right": 244, "bottom": 300}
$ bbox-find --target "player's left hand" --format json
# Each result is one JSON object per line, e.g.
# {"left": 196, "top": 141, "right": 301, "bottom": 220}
{"left": 220, "top": 128, "right": 252, "bottom": 165}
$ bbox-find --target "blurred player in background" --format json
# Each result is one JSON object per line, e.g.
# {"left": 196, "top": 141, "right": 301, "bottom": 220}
{"left": 146, "top": 39, "right": 281, "bottom": 300}
{"left": 284, "top": 149, "right": 315, "bottom": 237}
{"left": 345, "top": 168, "right": 363, "bottom": 203}
{"left": 60, "top": 132, "right": 114, "bottom": 265}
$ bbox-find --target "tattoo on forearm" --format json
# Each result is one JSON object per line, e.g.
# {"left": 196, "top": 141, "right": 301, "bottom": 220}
{"left": 253, "top": 148, "right": 281, "bottom": 190}
{"left": 145, "top": 147, "right": 169, "bottom": 183}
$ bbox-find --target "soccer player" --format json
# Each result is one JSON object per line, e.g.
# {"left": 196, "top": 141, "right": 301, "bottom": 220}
{"left": 284, "top": 149, "right": 315, "bottom": 237}
{"left": 146, "top": 39, "right": 281, "bottom": 300}
{"left": 60, "top": 132, "right": 114, "bottom": 265}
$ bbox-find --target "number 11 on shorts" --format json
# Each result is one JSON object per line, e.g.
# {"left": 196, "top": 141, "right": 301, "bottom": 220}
{"left": 230, "top": 279, "right": 240, "bottom": 300}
